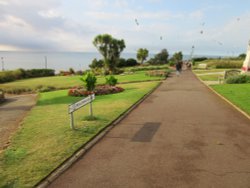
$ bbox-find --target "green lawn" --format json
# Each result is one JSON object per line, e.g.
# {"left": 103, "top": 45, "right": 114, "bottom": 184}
{"left": 211, "top": 83, "right": 250, "bottom": 115}
{"left": 192, "top": 69, "right": 227, "bottom": 74}
{"left": 1, "top": 71, "right": 164, "bottom": 92}
{"left": 198, "top": 74, "right": 222, "bottom": 81}
{"left": 0, "top": 81, "right": 160, "bottom": 187}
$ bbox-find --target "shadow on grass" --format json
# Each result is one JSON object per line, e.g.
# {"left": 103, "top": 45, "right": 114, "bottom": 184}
{"left": 37, "top": 95, "right": 82, "bottom": 106}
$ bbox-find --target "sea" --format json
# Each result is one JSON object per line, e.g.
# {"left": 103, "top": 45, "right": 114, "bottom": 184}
{"left": 0, "top": 51, "right": 138, "bottom": 73}
{"left": 0, "top": 51, "right": 204, "bottom": 73}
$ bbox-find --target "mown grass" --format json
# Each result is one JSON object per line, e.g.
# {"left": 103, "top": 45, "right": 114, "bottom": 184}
{"left": 192, "top": 69, "right": 227, "bottom": 74}
{"left": 211, "top": 83, "right": 250, "bottom": 115}
{"left": 198, "top": 74, "right": 222, "bottom": 81}
{"left": 0, "top": 81, "right": 160, "bottom": 187}
{"left": 0, "top": 71, "right": 164, "bottom": 92}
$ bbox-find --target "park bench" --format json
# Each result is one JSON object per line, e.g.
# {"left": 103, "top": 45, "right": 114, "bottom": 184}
{"left": 218, "top": 69, "right": 241, "bottom": 84}
{"left": 197, "top": 63, "right": 207, "bottom": 69}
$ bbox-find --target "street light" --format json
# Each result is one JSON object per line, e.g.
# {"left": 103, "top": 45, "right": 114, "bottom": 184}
{"left": 1, "top": 57, "right": 4, "bottom": 71}
{"left": 44, "top": 56, "right": 47, "bottom": 69}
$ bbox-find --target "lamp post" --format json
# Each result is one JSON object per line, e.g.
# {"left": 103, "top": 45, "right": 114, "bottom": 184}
{"left": 44, "top": 56, "right": 47, "bottom": 69}
{"left": 1, "top": 57, "right": 4, "bottom": 71}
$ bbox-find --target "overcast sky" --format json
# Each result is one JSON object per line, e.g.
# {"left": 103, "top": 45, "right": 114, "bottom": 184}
{"left": 1, "top": 0, "right": 250, "bottom": 56}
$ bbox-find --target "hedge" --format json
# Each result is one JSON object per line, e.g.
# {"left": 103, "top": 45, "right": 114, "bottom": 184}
{"left": 0, "top": 69, "right": 55, "bottom": 83}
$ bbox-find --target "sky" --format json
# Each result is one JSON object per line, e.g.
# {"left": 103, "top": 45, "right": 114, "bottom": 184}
{"left": 0, "top": 0, "right": 250, "bottom": 56}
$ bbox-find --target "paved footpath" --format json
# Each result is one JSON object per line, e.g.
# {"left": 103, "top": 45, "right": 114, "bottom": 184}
{"left": 49, "top": 70, "right": 250, "bottom": 188}
{"left": 0, "top": 94, "right": 36, "bottom": 150}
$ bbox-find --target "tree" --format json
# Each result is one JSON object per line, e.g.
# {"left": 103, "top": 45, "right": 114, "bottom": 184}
{"left": 172, "top": 51, "right": 183, "bottom": 63}
{"left": 154, "top": 49, "right": 169, "bottom": 64}
{"left": 93, "top": 34, "right": 126, "bottom": 74}
{"left": 137, "top": 48, "right": 149, "bottom": 64}
{"left": 238, "top": 53, "right": 246, "bottom": 59}
{"left": 147, "top": 49, "right": 169, "bottom": 65}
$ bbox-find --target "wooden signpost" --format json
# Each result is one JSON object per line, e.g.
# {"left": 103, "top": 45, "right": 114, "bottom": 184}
{"left": 68, "top": 94, "right": 95, "bottom": 129}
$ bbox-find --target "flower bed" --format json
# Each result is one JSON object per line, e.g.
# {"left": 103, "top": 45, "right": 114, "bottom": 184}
{"left": 68, "top": 85, "right": 124, "bottom": 97}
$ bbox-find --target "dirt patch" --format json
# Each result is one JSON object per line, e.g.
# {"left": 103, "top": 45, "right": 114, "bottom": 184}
{"left": 0, "top": 94, "right": 37, "bottom": 151}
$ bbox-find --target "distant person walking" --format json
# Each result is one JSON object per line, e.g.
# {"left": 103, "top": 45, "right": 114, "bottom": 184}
{"left": 176, "top": 61, "right": 182, "bottom": 76}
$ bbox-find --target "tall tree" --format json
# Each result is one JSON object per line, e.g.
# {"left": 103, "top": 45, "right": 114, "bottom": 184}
{"left": 137, "top": 48, "right": 149, "bottom": 64}
{"left": 93, "top": 34, "right": 126, "bottom": 74}
{"left": 172, "top": 51, "right": 183, "bottom": 63}
{"left": 154, "top": 49, "right": 169, "bottom": 64}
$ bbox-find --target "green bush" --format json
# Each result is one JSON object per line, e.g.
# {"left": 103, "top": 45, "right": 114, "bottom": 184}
{"left": 37, "top": 86, "right": 56, "bottom": 93}
{"left": 105, "top": 75, "right": 118, "bottom": 86}
{"left": 0, "top": 69, "right": 55, "bottom": 83}
{"left": 128, "top": 65, "right": 169, "bottom": 72}
{"left": 4, "top": 87, "right": 32, "bottom": 94}
{"left": 117, "top": 58, "right": 138, "bottom": 67}
{"left": 80, "top": 72, "right": 97, "bottom": 91}
{"left": 192, "top": 57, "right": 207, "bottom": 62}
{"left": 208, "top": 61, "right": 242, "bottom": 69}
{"left": 226, "top": 74, "right": 250, "bottom": 84}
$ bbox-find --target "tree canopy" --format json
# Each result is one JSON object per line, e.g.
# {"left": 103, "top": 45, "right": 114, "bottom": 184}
{"left": 137, "top": 48, "right": 149, "bottom": 64}
{"left": 93, "top": 34, "right": 126, "bottom": 74}
{"left": 172, "top": 51, "right": 183, "bottom": 63}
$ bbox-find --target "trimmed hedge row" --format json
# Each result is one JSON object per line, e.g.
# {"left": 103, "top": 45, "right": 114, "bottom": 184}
{"left": 0, "top": 69, "right": 55, "bottom": 83}
{"left": 207, "top": 61, "right": 242, "bottom": 69}
{"left": 226, "top": 74, "right": 250, "bottom": 84}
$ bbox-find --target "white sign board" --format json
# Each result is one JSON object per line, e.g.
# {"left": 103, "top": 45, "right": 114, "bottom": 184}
{"left": 69, "top": 94, "right": 95, "bottom": 114}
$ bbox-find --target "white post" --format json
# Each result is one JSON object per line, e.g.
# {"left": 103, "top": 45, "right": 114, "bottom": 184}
{"left": 89, "top": 95, "right": 93, "bottom": 117}
{"left": 70, "top": 113, "right": 75, "bottom": 130}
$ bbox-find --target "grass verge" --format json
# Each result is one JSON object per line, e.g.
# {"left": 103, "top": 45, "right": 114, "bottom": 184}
{"left": 198, "top": 74, "right": 222, "bottom": 81}
{"left": 0, "top": 81, "right": 160, "bottom": 187}
{"left": 211, "top": 83, "right": 250, "bottom": 115}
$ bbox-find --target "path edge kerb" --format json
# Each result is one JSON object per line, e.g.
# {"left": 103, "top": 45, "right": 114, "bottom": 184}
{"left": 36, "top": 81, "right": 162, "bottom": 188}
{"left": 193, "top": 71, "right": 250, "bottom": 120}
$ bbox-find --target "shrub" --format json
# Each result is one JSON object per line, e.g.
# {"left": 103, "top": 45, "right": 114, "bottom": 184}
{"left": 226, "top": 74, "right": 250, "bottom": 84}
{"left": 69, "top": 68, "right": 75, "bottom": 74}
{"left": 89, "top": 59, "right": 104, "bottom": 69}
{"left": 125, "top": 58, "right": 138, "bottom": 66}
{"left": 4, "top": 87, "right": 32, "bottom": 94}
{"left": 0, "top": 69, "right": 55, "bottom": 83}
{"left": 37, "top": 86, "right": 56, "bottom": 93}
{"left": 75, "top": 70, "right": 83, "bottom": 75}
{"left": 207, "top": 61, "right": 242, "bottom": 69}
{"left": 106, "top": 75, "right": 118, "bottom": 86}
{"left": 117, "top": 58, "right": 127, "bottom": 67}
{"left": 146, "top": 70, "right": 171, "bottom": 77}
{"left": 128, "top": 65, "right": 169, "bottom": 72}
{"left": 80, "top": 72, "right": 97, "bottom": 91}
{"left": 117, "top": 58, "right": 138, "bottom": 67}
{"left": 192, "top": 57, "right": 207, "bottom": 62}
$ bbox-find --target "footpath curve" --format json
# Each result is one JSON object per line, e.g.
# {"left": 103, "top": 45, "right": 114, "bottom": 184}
{"left": 0, "top": 94, "right": 37, "bottom": 151}
{"left": 49, "top": 70, "right": 250, "bottom": 188}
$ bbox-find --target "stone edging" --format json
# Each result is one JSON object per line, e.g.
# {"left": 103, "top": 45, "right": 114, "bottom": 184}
{"left": 193, "top": 71, "right": 250, "bottom": 120}
{"left": 36, "top": 81, "right": 162, "bottom": 188}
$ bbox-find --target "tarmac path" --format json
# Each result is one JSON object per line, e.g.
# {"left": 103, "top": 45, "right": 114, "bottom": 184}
{"left": 0, "top": 94, "right": 36, "bottom": 150}
{"left": 49, "top": 70, "right": 250, "bottom": 188}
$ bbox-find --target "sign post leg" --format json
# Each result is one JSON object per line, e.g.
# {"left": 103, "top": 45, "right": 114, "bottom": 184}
{"left": 70, "top": 113, "right": 75, "bottom": 130}
{"left": 89, "top": 101, "right": 93, "bottom": 117}
{"left": 89, "top": 95, "right": 93, "bottom": 117}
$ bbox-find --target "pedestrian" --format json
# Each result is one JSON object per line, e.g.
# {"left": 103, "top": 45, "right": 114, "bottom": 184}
{"left": 176, "top": 61, "right": 182, "bottom": 76}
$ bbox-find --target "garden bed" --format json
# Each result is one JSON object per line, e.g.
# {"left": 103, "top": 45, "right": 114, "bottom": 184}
{"left": 68, "top": 85, "right": 124, "bottom": 97}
